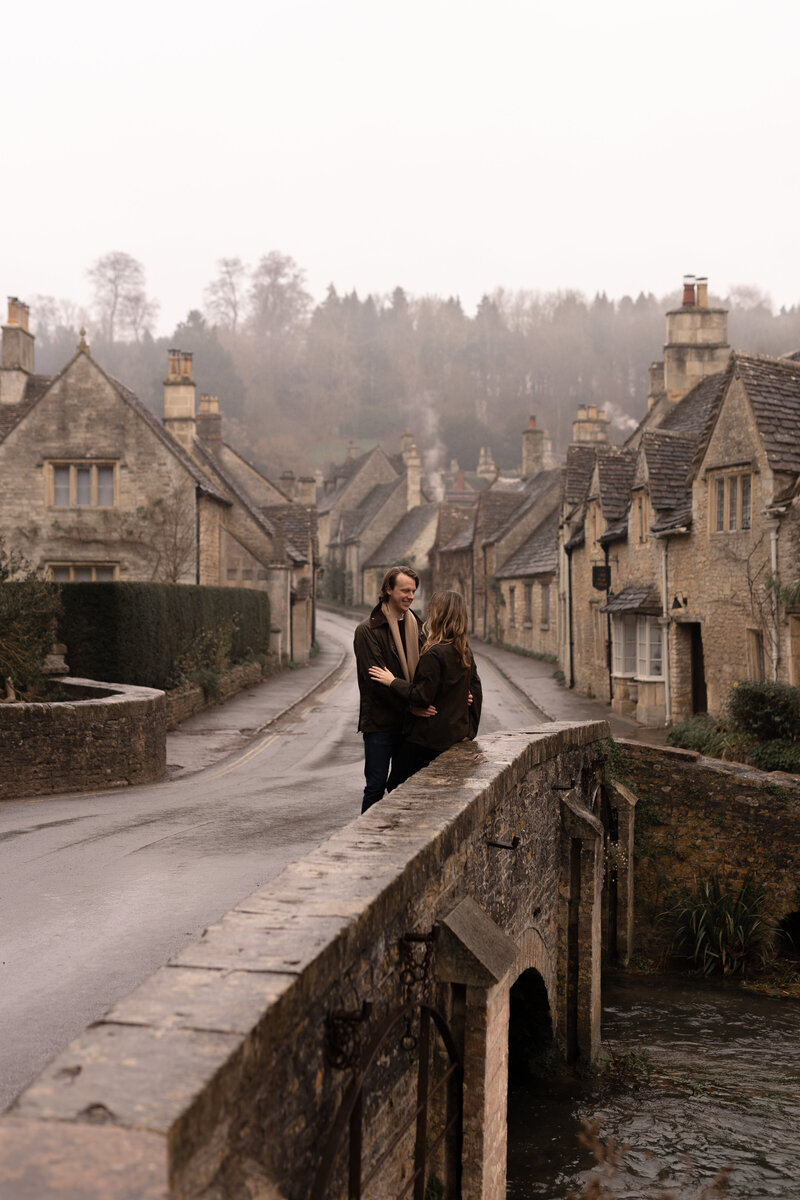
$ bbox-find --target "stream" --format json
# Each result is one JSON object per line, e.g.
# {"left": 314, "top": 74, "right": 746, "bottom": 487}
{"left": 506, "top": 973, "right": 800, "bottom": 1198}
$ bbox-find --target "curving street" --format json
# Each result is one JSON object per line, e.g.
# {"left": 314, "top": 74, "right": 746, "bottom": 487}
{"left": 0, "top": 609, "right": 546, "bottom": 1110}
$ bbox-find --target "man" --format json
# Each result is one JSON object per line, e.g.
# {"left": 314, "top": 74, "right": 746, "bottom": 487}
{"left": 354, "top": 565, "right": 428, "bottom": 813}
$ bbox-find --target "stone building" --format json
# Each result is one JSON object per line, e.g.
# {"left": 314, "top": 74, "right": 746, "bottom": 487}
{"left": 558, "top": 276, "right": 800, "bottom": 725}
{"left": 433, "top": 417, "right": 561, "bottom": 642}
{"left": 0, "top": 298, "right": 315, "bottom": 663}
{"left": 318, "top": 434, "right": 433, "bottom": 606}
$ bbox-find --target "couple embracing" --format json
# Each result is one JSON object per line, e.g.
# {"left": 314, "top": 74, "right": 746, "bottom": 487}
{"left": 353, "top": 566, "right": 482, "bottom": 813}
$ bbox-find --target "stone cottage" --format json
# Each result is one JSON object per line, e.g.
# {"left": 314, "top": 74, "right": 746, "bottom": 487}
{"left": 558, "top": 275, "right": 800, "bottom": 725}
{"left": 0, "top": 298, "right": 314, "bottom": 663}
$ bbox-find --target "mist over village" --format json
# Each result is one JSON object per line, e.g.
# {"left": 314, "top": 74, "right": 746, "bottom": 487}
{"left": 2, "top": 1, "right": 800, "bottom": 1197}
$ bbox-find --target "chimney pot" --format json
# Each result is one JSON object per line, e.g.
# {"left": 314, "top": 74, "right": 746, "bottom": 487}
{"left": 696, "top": 277, "right": 709, "bottom": 307}
{"left": 682, "top": 274, "right": 696, "bottom": 306}
{"left": 529, "top": 415, "right": 537, "bottom": 429}
{"left": 180, "top": 351, "right": 194, "bottom": 380}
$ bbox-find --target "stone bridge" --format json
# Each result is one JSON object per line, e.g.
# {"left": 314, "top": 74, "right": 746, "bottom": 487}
{"left": 0, "top": 720, "right": 636, "bottom": 1199}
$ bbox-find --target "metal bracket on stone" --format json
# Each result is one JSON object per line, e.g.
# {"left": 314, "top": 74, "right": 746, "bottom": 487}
{"left": 326, "top": 1000, "right": 373, "bottom": 1070}
{"left": 486, "top": 835, "right": 520, "bottom": 850}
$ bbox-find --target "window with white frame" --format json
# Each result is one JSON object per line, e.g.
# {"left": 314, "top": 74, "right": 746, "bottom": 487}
{"left": 712, "top": 471, "right": 751, "bottom": 533}
{"left": 637, "top": 616, "right": 663, "bottom": 678}
{"left": 49, "top": 462, "right": 117, "bottom": 508}
{"left": 612, "top": 614, "right": 662, "bottom": 679}
{"left": 612, "top": 615, "right": 637, "bottom": 676}
{"left": 49, "top": 563, "right": 118, "bottom": 582}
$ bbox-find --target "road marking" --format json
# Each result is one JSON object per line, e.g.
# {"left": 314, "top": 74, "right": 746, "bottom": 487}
{"left": 203, "top": 732, "right": 281, "bottom": 779}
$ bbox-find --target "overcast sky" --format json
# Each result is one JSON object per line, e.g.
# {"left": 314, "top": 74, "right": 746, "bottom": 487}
{"left": 2, "top": 0, "right": 798, "bottom": 334}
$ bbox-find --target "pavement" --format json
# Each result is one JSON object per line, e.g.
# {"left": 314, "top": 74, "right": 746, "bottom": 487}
{"left": 166, "top": 609, "right": 665, "bottom": 778}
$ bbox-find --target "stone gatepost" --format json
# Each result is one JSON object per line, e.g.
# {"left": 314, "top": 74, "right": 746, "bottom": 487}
{"left": 437, "top": 896, "right": 517, "bottom": 1200}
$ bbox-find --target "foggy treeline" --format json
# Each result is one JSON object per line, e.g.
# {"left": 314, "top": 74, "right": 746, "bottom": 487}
{"left": 29, "top": 252, "right": 800, "bottom": 477}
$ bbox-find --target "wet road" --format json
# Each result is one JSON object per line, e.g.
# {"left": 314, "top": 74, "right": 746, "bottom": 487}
{"left": 0, "top": 610, "right": 544, "bottom": 1109}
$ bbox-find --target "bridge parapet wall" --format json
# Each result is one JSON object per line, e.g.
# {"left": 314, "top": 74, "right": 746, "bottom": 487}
{"left": 0, "top": 721, "right": 610, "bottom": 1199}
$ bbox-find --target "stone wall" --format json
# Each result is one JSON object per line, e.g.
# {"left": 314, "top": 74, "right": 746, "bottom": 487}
{"left": 164, "top": 660, "right": 267, "bottom": 727}
{"left": 0, "top": 722, "right": 611, "bottom": 1199}
{"left": 0, "top": 678, "right": 166, "bottom": 801}
{"left": 616, "top": 740, "right": 800, "bottom": 956}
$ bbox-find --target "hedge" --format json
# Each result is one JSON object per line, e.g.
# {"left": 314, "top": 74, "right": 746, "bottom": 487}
{"left": 57, "top": 583, "right": 271, "bottom": 689}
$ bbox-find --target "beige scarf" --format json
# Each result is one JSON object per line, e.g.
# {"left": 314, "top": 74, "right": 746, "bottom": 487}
{"left": 381, "top": 604, "right": 420, "bottom": 682}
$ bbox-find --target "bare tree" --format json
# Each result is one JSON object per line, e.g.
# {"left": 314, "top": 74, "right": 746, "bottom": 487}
{"left": 204, "top": 257, "right": 248, "bottom": 333}
{"left": 248, "top": 251, "right": 311, "bottom": 339}
{"left": 137, "top": 484, "right": 197, "bottom": 583}
{"left": 87, "top": 251, "right": 158, "bottom": 342}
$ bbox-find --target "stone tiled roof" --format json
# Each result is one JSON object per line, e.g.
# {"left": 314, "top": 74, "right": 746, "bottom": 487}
{"left": 437, "top": 505, "right": 475, "bottom": 554}
{"left": 363, "top": 503, "right": 438, "bottom": 568}
{"left": 640, "top": 430, "right": 697, "bottom": 512}
{"left": 595, "top": 450, "right": 636, "bottom": 523}
{"left": 601, "top": 583, "right": 661, "bottom": 614}
{"left": 0, "top": 373, "right": 53, "bottom": 441}
{"left": 317, "top": 449, "right": 378, "bottom": 514}
{"left": 562, "top": 443, "right": 613, "bottom": 509}
{"left": 734, "top": 353, "right": 800, "bottom": 475}
{"left": 487, "top": 468, "right": 560, "bottom": 545}
{"left": 659, "top": 371, "right": 725, "bottom": 440}
{"left": 496, "top": 510, "right": 559, "bottom": 579}
{"left": 329, "top": 480, "right": 403, "bottom": 545}
{"left": 261, "top": 503, "right": 317, "bottom": 563}
{"left": 439, "top": 509, "right": 476, "bottom": 553}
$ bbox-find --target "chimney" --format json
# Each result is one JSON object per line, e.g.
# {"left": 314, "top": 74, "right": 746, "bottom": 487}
{"left": 163, "top": 348, "right": 197, "bottom": 453}
{"left": 347, "top": 440, "right": 358, "bottom": 460}
{"left": 280, "top": 469, "right": 296, "bottom": 499}
{"left": 1, "top": 296, "right": 35, "bottom": 374}
{"left": 401, "top": 429, "right": 415, "bottom": 464}
{"left": 664, "top": 274, "right": 729, "bottom": 403}
{"left": 522, "top": 414, "right": 545, "bottom": 478}
{"left": 296, "top": 476, "right": 316, "bottom": 506}
{"left": 406, "top": 443, "right": 421, "bottom": 510}
{"left": 196, "top": 394, "right": 222, "bottom": 454}
{"left": 572, "top": 403, "right": 610, "bottom": 444}
{"left": 477, "top": 445, "right": 496, "bottom": 479}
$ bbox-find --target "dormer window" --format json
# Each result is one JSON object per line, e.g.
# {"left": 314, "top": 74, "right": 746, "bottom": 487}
{"left": 712, "top": 471, "right": 751, "bottom": 533}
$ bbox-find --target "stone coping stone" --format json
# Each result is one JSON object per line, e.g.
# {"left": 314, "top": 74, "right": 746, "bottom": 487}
{"left": 0, "top": 718, "right": 609, "bottom": 1196}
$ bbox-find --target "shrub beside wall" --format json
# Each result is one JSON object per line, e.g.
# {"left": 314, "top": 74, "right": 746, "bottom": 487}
{"left": 57, "top": 583, "right": 271, "bottom": 689}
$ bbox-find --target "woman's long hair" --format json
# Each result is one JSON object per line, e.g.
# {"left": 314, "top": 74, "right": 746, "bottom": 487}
{"left": 422, "top": 591, "right": 471, "bottom": 668}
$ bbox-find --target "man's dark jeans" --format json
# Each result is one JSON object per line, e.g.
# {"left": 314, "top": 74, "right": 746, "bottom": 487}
{"left": 361, "top": 730, "right": 402, "bottom": 813}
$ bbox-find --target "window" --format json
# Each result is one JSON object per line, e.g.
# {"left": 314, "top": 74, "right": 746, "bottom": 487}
{"left": 524, "top": 583, "right": 533, "bottom": 624}
{"left": 49, "top": 462, "right": 117, "bottom": 508}
{"left": 712, "top": 471, "right": 751, "bottom": 533}
{"left": 49, "top": 563, "right": 117, "bottom": 582}
{"left": 612, "top": 615, "right": 637, "bottom": 676}
{"left": 508, "top": 586, "right": 516, "bottom": 627}
{"left": 540, "top": 582, "right": 551, "bottom": 630}
{"left": 612, "top": 615, "right": 662, "bottom": 679}
{"left": 637, "top": 617, "right": 663, "bottom": 679}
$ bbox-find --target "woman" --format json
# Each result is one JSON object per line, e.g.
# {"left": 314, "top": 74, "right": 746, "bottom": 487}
{"left": 368, "top": 590, "right": 482, "bottom": 791}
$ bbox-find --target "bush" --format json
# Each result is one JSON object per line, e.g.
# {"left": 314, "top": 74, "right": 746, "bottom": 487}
{"left": 665, "top": 872, "right": 771, "bottom": 976}
{"left": 58, "top": 583, "right": 270, "bottom": 690}
{"left": 666, "top": 713, "right": 718, "bottom": 753}
{"left": 747, "top": 739, "right": 800, "bottom": 774}
{"left": 0, "top": 540, "right": 62, "bottom": 693}
{"left": 727, "top": 679, "right": 800, "bottom": 743}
